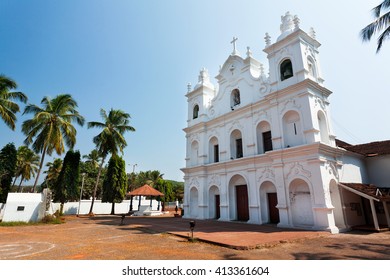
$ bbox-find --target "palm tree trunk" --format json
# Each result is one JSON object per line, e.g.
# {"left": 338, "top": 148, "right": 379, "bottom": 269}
{"left": 12, "top": 176, "right": 18, "bottom": 188}
{"left": 88, "top": 156, "right": 105, "bottom": 215}
{"left": 18, "top": 176, "right": 24, "bottom": 192}
{"left": 33, "top": 146, "right": 47, "bottom": 192}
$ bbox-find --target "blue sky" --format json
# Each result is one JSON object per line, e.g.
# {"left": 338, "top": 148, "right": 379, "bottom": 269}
{"left": 1, "top": 0, "right": 389, "bottom": 184}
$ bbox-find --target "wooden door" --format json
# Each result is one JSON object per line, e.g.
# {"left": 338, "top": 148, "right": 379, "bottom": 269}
{"left": 267, "top": 192, "right": 279, "bottom": 223}
{"left": 236, "top": 185, "right": 249, "bottom": 221}
{"left": 215, "top": 195, "right": 220, "bottom": 219}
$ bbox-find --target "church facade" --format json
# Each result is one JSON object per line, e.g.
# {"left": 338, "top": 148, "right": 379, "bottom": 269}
{"left": 181, "top": 12, "right": 390, "bottom": 233}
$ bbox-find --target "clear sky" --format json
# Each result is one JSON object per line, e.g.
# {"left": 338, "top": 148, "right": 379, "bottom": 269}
{"left": 1, "top": 0, "right": 389, "bottom": 184}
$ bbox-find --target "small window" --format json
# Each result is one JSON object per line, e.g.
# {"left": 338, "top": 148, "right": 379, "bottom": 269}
{"left": 193, "top": 105, "right": 199, "bottom": 119}
{"left": 280, "top": 59, "right": 293, "bottom": 81}
{"left": 236, "top": 138, "right": 243, "bottom": 158}
{"left": 214, "top": 145, "right": 219, "bottom": 163}
{"left": 17, "top": 206, "right": 25, "bottom": 211}
{"left": 262, "top": 131, "right": 273, "bottom": 152}
{"left": 232, "top": 89, "right": 240, "bottom": 106}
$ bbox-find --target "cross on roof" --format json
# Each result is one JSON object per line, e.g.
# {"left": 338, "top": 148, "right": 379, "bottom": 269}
{"left": 231, "top": 36, "right": 238, "bottom": 55}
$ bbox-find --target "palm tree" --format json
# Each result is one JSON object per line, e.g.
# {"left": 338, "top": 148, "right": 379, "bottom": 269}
{"left": 87, "top": 108, "right": 135, "bottom": 215}
{"left": 0, "top": 74, "right": 28, "bottom": 130}
{"left": 83, "top": 149, "right": 101, "bottom": 169}
{"left": 43, "top": 158, "right": 63, "bottom": 189}
{"left": 22, "top": 94, "right": 85, "bottom": 191}
{"left": 361, "top": 0, "right": 390, "bottom": 52}
{"left": 14, "top": 146, "right": 40, "bottom": 192}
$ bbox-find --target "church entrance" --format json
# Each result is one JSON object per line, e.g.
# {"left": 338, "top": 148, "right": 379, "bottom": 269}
{"left": 236, "top": 185, "right": 249, "bottom": 221}
{"left": 267, "top": 193, "right": 279, "bottom": 223}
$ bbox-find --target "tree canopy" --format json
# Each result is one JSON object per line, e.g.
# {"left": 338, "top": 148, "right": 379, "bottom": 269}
{"left": 22, "top": 94, "right": 85, "bottom": 190}
{"left": 0, "top": 143, "right": 17, "bottom": 202}
{"left": 0, "top": 74, "right": 27, "bottom": 130}
{"left": 361, "top": 0, "right": 390, "bottom": 52}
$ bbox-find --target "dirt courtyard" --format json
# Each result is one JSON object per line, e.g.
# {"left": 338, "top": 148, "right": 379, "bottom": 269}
{"left": 0, "top": 215, "right": 389, "bottom": 260}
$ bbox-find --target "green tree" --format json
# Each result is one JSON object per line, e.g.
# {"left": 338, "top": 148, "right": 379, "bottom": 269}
{"left": 135, "top": 170, "right": 163, "bottom": 187}
{"left": 87, "top": 108, "right": 135, "bottom": 215}
{"left": 79, "top": 161, "right": 106, "bottom": 200}
{"left": 53, "top": 150, "right": 81, "bottom": 214}
{"left": 22, "top": 94, "right": 85, "bottom": 191}
{"left": 14, "top": 146, "right": 40, "bottom": 192}
{"left": 361, "top": 0, "right": 390, "bottom": 52}
{"left": 83, "top": 149, "right": 101, "bottom": 169}
{"left": 170, "top": 180, "right": 184, "bottom": 202}
{"left": 43, "top": 158, "right": 63, "bottom": 189}
{"left": 0, "top": 143, "right": 17, "bottom": 202}
{"left": 0, "top": 74, "right": 28, "bottom": 130}
{"left": 102, "top": 154, "right": 127, "bottom": 215}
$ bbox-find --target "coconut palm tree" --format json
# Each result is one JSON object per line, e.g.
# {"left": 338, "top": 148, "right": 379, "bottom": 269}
{"left": 87, "top": 108, "right": 135, "bottom": 215}
{"left": 14, "top": 146, "right": 40, "bottom": 192}
{"left": 361, "top": 0, "right": 390, "bottom": 52}
{"left": 43, "top": 158, "right": 63, "bottom": 189}
{"left": 0, "top": 74, "right": 28, "bottom": 130}
{"left": 22, "top": 94, "right": 85, "bottom": 191}
{"left": 83, "top": 149, "right": 101, "bottom": 169}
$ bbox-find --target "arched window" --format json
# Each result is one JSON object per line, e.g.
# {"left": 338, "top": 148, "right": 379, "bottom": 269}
{"left": 256, "top": 121, "right": 273, "bottom": 154}
{"left": 190, "top": 141, "right": 199, "bottom": 166}
{"left": 209, "top": 137, "right": 219, "bottom": 163}
{"left": 317, "top": 111, "right": 330, "bottom": 144}
{"left": 280, "top": 59, "right": 293, "bottom": 81}
{"left": 231, "top": 89, "right": 240, "bottom": 107}
{"left": 307, "top": 57, "right": 317, "bottom": 79}
{"left": 282, "top": 110, "right": 304, "bottom": 147}
{"left": 230, "top": 129, "right": 243, "bottom": 159}
{"left": 193, "top": 104, "right": 199, "bottom": 119}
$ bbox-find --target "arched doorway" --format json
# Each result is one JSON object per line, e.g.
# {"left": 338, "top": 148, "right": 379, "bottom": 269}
{"left": 289, "top": 179, "right": 314, "bottom": 226}
{"left": 208, "top": 185, "right": 220, "bottom": 219}
{"left": 259, "top": 181, "right": 279, "bottom": 224}
{"left": 229, "top": 175, "right": 249, "bottom": 221}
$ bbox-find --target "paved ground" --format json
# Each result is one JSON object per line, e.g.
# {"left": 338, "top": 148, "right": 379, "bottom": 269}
{"left": 0, "top": 214, "right": 390, "bottom": 260}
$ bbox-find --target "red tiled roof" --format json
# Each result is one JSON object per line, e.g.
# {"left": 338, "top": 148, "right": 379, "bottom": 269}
{"left": 340, "top": 183, "right": 390, "bottom": 201}
{"left": 336, "top": 139, "right": 390, "bottom": 157}
{"left": 127, "top": 184, "right": 164, "bottom": 197}
{"left": 335, "top": 139, "right": 352, "bottom": 149}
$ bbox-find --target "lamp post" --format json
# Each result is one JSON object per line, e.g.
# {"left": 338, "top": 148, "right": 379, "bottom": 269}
{"left": 129, "top": 163, "right": 137, "bottom": 173}
{"left": 189, "top": 220, "right": 195, "bottom": 240}
{"left": 77, "top": 173, "right": 86, "bottom": 217}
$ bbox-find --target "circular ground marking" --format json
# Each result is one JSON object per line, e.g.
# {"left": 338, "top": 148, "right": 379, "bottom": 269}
{"left": 0, "top": 242, "right": 55, "bottom": 259}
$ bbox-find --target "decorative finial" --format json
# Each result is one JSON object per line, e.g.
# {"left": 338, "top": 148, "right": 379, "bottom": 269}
{"left": 309, "top": 27, "right": 316, "bottom": 39}
{"left": 293, "top": 15, "right": 300, "bottom": 30}
{"left": 231, "top": 36, "right": 239, "bottom": 55}
{"left": 198, "top": 67, "right": 208, "bottom": 83}
{"left": 280, "top": 11, "right": 294, "bottom": 34}
{"left": 260, "top": 63, "right": 265, "bottom": 76}
{"left": 265, "top": 33, "right": 271, "bottom": 47}
{"left": 187, "top": 83, "right": 192, "bottom": 93}
{"left": 246, "top": 46, "right": 252, "bottom": 58}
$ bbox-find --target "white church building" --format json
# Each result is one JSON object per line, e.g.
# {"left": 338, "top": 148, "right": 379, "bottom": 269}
{"left": 181, "top": 12, "right": 390, "bottom": 233}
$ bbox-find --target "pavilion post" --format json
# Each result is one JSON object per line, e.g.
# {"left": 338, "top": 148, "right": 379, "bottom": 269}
{"left": 383, "top": 201, "right": 390, "bottom": 228}
{"left": 138, "top": 195, "right": 141, "bottom": 210}
{"left": 129, "top": 195, "right": 133, "bottom": 212}
{"left": 369, "top": 199, "right": 380, "bottom": 230}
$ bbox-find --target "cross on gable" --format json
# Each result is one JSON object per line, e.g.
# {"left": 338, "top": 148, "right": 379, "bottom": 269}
{"left": 231, "top": 36, "right": 238, "bottom": 54}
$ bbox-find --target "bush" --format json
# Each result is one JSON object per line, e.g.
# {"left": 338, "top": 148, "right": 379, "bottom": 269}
{"left": 41, "top": 214, "right": 62, "bottom": 224}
